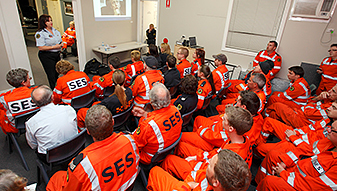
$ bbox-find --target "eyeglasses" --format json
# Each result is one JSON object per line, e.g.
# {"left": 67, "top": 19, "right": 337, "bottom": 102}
{"left": 328, "top": 49, "right": 337, "bottom": 52}
{"left": 330, "top": 128, "right": 337, "bottom": 134}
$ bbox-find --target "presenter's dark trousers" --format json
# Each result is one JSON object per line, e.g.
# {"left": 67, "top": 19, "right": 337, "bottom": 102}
{"left": 38, "top": 51, "right": 60, "bottom": 89}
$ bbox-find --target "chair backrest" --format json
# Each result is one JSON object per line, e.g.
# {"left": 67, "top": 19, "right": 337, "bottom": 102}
{"left": 71, "top": 89, "right": 96, "bottom": 110}
{"left": 182, "top": 106, "right": 197, "bottom": 129}
{"left": 112, "top": 104, "right": 134, "bottom": 130}
{"left": 151, "top": 133, "right": 182, "bottom": 165}
{"left": 15, "top": 109, "right": 39, "bottom": 134}
{"left": 103, "top": 85, "right": 115, "bottom": 98}
{"left": 168, "top": 84, "right": 179, "bottom": 97}
{"left": 46, "top": 129, "right": 87, "bottom": 164}
{"left": 201, "top": 93, "right": 213, "bottom": 110}
{"left": 216, "top": 82, "right": 231, "bottom": 100}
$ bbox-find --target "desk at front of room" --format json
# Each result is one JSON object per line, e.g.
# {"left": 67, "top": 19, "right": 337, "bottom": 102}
{"left": 93, "top": 41, "right": 147, "bottom": 64}
{"left": 173, "top": 45, "right": 204, "bottom": 63}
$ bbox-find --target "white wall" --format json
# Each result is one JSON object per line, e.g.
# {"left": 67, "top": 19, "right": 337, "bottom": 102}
{"left": 0, "top": 0, "right": 34, "bottom": 91}
{"left": 158, "top": 0, "right": 337, "bottom": 79}
{"left": 80, "top": 0, "right": 138, "bottom": 66}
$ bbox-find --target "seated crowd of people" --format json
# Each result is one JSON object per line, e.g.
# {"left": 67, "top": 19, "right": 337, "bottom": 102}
{"left": 1, "top": 41, "right": 337, "bottom": 191}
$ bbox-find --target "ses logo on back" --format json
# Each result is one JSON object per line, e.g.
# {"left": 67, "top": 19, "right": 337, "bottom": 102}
{"left": 8, "top": 98, "right": 37, "bottom": 114}
{"left": 67, "top": 77, "right": 88, "bottom": 91}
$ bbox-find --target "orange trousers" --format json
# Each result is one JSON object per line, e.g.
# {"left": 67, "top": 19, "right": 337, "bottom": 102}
{"left": 147, "top": 166, "right": 191, "bottom": 191}
{"left": 256, "top": 175, "right": 295, "bottom": 191}
{"left": 266, "top": 92, "right": 302, "bottom": 110}
{"left": 180, "top": 132, "right": 214, "bottom": 152}
{"left": 265, "top": 102, "right": 311, "bottom": 128}
{"left": 255, "top": 148, "right": 291, "bottom": 183}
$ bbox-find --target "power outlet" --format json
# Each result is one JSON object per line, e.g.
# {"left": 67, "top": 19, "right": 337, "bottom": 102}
{"left": 326, "top": 28, "right": 335, "bottom": 33}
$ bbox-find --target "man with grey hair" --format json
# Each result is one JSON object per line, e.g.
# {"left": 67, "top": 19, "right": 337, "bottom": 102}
{"left": 25, "top": 85, "right": 78, "bottom": 161}
{"left": 217, "top": 72, "right": 267, "bottom": 114}
{"left": 47, "top": 105, "right": 139, "bottom": 190}
{"left": 132, "top": 83, "right": 182, "bottom": 165}
{"left": 0, "top": 68, "right": 38, "bottom": 135}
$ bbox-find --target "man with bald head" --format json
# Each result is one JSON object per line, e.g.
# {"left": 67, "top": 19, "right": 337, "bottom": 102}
{"left": 25, "top": 85, "right": 78, "bottom": 161}
{"left": 132, "top": 83, "right": 182, "bottom": 164}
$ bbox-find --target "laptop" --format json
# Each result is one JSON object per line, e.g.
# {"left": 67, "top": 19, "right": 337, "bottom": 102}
{"left": 189, "top": 36, "right": 203, "bottom": 49}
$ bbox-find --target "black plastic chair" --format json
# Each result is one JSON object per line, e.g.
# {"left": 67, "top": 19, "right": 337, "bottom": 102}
{"left": 201, "top": 93, "right": 213, "bottom": 110}
{"left": 71, "top": 89, "right": 96, "bottom": 111}
{"left": 215, "top": 82, "right": 231, "bottom": 104}
{"left": 182, "top": 105, "right": 197, "bottom": 130}
{"left": 112, "top": 104, "right": 134, "bottom": 131}
{"left": 36, "top": 129, "right": 87, "bottom": 185}
{"left": 7, "top": 109, "right": 39, "bottom": 171}
{"left": 139, "top": 132, "right": 182, "bottom": 187}
{"left": 168, "top": 84, "right": 179, "bottom": 98}
{"left": 103, "top": 85, "right": 115, "bottom": 99}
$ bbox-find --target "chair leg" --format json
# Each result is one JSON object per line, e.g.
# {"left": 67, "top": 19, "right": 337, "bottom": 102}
{"left": 139, "top": 167, "right": 148, "bottom": 188}
{"left": 9, "top": 133, "right": 29, "bottom": 171}
{"left": 7, "top": 134, "right": 13, "bottom": 154}
{"left": 36, "top": 159, "right": 50, "bottom": 184}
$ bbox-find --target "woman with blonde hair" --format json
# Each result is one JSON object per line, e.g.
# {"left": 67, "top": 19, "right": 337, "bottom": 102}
{"left": 100, "top": 69, "right": 133, "bottom": 114}
{"left": 53, "top": 60, "right": 91, "bottom": 105}
{"left": 0, "top": 169, "right": 27, "bottom": 191}
{"left": 159, "top": 42, "right": 172, "bottom": 66}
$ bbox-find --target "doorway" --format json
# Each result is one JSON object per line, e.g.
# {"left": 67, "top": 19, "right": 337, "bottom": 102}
{"left": 140, "top": 0, "right": 158, "bottom": 45}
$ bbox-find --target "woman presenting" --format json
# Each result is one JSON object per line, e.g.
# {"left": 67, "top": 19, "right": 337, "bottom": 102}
{"left": 35, "top": 14, "right": 62, "bottom": 89}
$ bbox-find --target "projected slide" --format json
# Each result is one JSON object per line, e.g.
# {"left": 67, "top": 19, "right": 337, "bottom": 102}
{"left": 93, "top": 0, "right": 131, "bottom": 21}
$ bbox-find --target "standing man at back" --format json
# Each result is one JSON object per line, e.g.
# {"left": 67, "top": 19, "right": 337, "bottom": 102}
{"left": 132, "top": 56, "right": 164, "bottom": 108}
{"left": 253, "top": 40, "right": 282, "bottom": 80}
{"left": 176, "top": 47, "right": 192, "bottom": 78}
{"left": 47, "top": 105, "right": 139, "bottom": 190}
{"left": 211, "top": 53, "right": 229, "bottom": 93}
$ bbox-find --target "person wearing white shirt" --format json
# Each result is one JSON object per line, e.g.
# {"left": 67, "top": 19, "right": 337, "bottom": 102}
{"left": 25, "top": 85, "right": 78, "bottom": 162}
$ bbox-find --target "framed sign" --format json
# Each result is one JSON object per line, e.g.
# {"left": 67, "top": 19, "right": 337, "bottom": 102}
{"left": 64, "top": 2, "right": 73, "bottom": 16}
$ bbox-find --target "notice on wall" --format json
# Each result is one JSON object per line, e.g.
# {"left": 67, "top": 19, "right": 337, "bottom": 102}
{"left": 166, "top": 0, "right": 170, "bottom": 8}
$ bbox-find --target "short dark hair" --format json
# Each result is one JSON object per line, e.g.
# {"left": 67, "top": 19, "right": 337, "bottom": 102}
{"left": 269, "top": 40, "right": 278, "bottom": 48}
{"left": 289, "top": 66, "right": 304, "bottom": 78}
{"left": 85, "top": 105, "right": 114, "bottom": 141}
{"left": 239, "top": 90, "right": 260, "bottom": 115}
{"left": 215, "top": 149, "right": 251, "bottom": 191}
{"left": 108, "top": 56, "right": 121, "bottom": 69}
{"left": 181, "top": 75, "right": 198, "bottom": 95}
{"left": 31, "top": 85, "right": 53, "bottom": 107}
{"left": 166, "top": 55, "right": 176, "bottom": 68}
{"left": 331, "top": 44, "right": 337, "bottom": 48}
{"left": 6, "top": 68, "right": 29, "bottom": 88}
{"left": 149, "top": 44, "right": 159, "bottom": 57}
{"left": 225, "top": 106, "right": 253, "bottom": 135}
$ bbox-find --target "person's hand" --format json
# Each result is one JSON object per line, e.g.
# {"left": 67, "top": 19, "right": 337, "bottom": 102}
{"left": 132, "top": 107, "right": 147, "bottom": 118}
{"left": 317, "top": 69, "right": 323, "bottom": 74}
{"left": 272, "top": 162, "right": 285, "bottom": 176}
{"left": 187, "top": 182, "right": 199, "bottom": 189}
{"left": 54, "top": 43, "right": 62, "bottom": 49}
{"left": 285, "top": 129, "right": 296, "bottom": 142}
{"left": 318, "top": 91, "right": 330, "bottom": 100}
{"left": 185, "top": 156, "right": 197, "bottom": 162}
